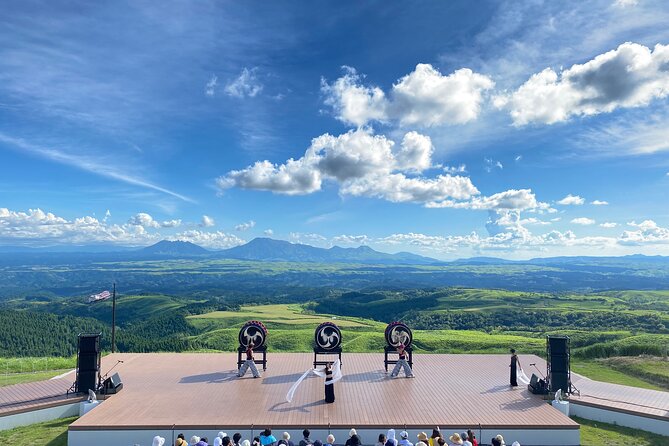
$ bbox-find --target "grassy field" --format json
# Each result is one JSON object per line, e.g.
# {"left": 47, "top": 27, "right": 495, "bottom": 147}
{"left": 575, "top": 416, "right": 669, "bottom": 446}
{"left": 0, "top": 416, "right": 74, "bottom": 445}
{"left": 597, "top": 356, "right": 669, "bottom": 390}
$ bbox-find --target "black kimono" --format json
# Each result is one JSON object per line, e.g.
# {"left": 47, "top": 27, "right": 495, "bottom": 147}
{"left": 325, "top": 368, "right": 335, "bottom": 403}
{"left": 510, "top": 354, "right": 518, "bottom": 387}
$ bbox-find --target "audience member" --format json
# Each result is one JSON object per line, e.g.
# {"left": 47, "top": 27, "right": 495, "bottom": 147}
{"left": 260, "top": 429, "right": 278, "bottom": 446}
{"left": 327, "top": 435, "right": 336, "bottom": 446}
{"left": 176, "top": 433, "right": 188, "bottom": 446}
{"left": 466, "top": 431, "right": 477, "bottom": 446}
{"left": 278, "top": 432, "right": 295, "bottom": 446}
{"left": 233, "top": 433, "right": 243, "bottom": 446}
{"left": 299, "top": 430, "right": 312, "bottom": 446}
{"left": 190, "top": 436, "right": 201, "bottom": 446}
{"left": 447, "top": 433, "right": 462, "bottom": 446}
{"left": 385, "top": 429, "right": 397, "bottom": 446}
{"left": 417, "top": 432, "right": 429, "bottom": 446}
{"left": 398, "top": 431, "right": 413, "bottom": 446}
{"left": 345, "top": 429, "right": 361, "bottom": 446}
{"left": 429, "top": 428, "right": 442, "bottom": 446}
{"left": 460, "top": 433, "right": 471, "bottom": 446}
{"left": 152, "top": 436, "right": 165, "bottom": 446}
{"left": 377, "top": 433, "right": 387, "bottom": 446}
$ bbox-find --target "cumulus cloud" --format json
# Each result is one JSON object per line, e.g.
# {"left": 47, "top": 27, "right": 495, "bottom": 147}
{"left": 426, "top": 188, "right": 552, "bottom": 212}
{"left": 128, "top": 212, "right": 180, "bottom": 229}
{"left": 200, "top": 215, "right": 215, "bottom": 227}
{"left": 218, "top": 128, "right": 483, "bottom": 205}
{"left": 167, "top": 230, "right": 244, "bottom": 250}
{"left": 332, "top": 234, "right": 370, "bottom": 246}
{"left": 443, "top": 164, "right": 467, "bottom": 174}
{"left": 0, "top": 207, "right": 158, "bottom": 246}
{"left": 321, "top": 64, "right": 494, "bottom": 127}
{"left": 235, "top": 220, "right": 256, "bottom": 231}
{"left": 205, "top": 75, "right": 218, "bottom": 97}
{"left": 224, "top": 67, "right": 263, "bottom": 98}
{"left": 496, "top": 42, "right": 669, "bottom": 125}
{"left": 600, "top": 222, "right": 618, "bottom": 228}
{"left": 289, "top": 232, "right": 328, "bottom": 247}
{"left": 620, "top": 220, "right": 669, "bottom": 245}
{"left": 571, "top": 217, "right": 596, "bottom": 225}
{"left": 557, "top": 194, "right": 586, "bottom": 205}
{"left": 264, "top": 229, "right": 274, "bottom": 236}
{"left": 592, "top": 200, "right": 609, "bottom": 205}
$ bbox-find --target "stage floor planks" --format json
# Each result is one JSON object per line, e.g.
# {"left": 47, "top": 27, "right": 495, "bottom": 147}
{"left": 69, "top": 353, "right": 578, "bottom": 431}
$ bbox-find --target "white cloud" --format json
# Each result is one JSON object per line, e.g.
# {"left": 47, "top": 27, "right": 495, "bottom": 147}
{"left": 322, "top": 64, "right": 494, "bottom": 127}
{"left": 0, "top": 207, "right": 158, "bottom": 246}
{"left": 614, "top": 0, "right": 639, "bottom": 7}
{"left": 496, "top": 42, "right": 669, "bottom": 125}
{"left": 168, "top": 230, "right": 244, "bottom": 250}
{"left": 128, "top": 213, "right": 180, "bottom": 229}
{"left": 484, "top": 157, "right": 503, "bottom": 172}
{"left": 592, "top": 200, "right": 609, "bottom": 205}
{"left": 0, "top": 133, "right": 193, "bottom": 203}
{"left": 289, "top": 232, "right": 328, "bottom": 247}
{"left": 600, "top": 222, "right": 618, "bottom": 228}
{"left": 443, "top": 164, "right": 467, "bottom": 174}
{"left": 224, "top": 67, "right": 263, "bottom": 98}
{"left": 571, "top": 217, "right": 596, "bottom": 225}
{"left": 394, "top": 131, "right": 434, "bottom": 173}
{"left": 200, "top": 215, "right": 215, "bottom": 227}
{"left": 205, "top": 75, "right": 218, "bottom": 97}
{"left": 557, "top": 194, "right": 586, "bottom": 205}
{"left": 515, "top": 155, "right": 522, "bottom": 162}
{"left": 332, "top": 234, "right": 370, "bottom": 246}
{"left": 620, "top": 219, "right": 669, "bottom": 244}
{"left": 235, "top": 220, "right": 256, "bottom": 231}
{"left": 218, "top": 128, "right": 482, "bottom": 205}
{"left": 103, "top": 209, "right": 111, "bottom": 222}
{"left": 426, "top": 188, "right": 551, "bottom": 212}
{"left": 263, "top": 229, "right": 274, "bottom": 236}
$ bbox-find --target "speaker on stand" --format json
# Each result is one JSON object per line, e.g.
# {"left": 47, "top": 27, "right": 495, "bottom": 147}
{"left": 74, "top": 333, "right": 102, "bottom": 394}
{"left": 546, "top": 335, "right": 579, "bottom": 396}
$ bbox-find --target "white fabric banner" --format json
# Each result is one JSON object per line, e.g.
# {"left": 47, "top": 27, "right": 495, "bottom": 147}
{"left": 286, "top": 359, "right": 342, "bottom": 402}
{"left": 517, "top": 368, "right": 531, "bottom": 385}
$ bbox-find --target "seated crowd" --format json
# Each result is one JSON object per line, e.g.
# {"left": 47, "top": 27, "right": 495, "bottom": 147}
{"left": 152, "top": 426, "right": 520, "bottom": 446}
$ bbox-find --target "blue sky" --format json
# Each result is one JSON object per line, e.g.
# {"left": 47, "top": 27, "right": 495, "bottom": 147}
{"left": 1, "top": 0, "right": 669, "bottom": 259}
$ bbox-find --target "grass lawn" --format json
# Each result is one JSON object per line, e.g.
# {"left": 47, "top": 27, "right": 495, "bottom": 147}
{"left": 188, "top": 304, "right": 378, "bottom": 329}
{"left": 572, "top": 360, "right": 664, "bottom": 391}
{"left": 575, "top": 416, "right": 669, "bottom": 446}
{"left": 0, "top": 416, "right": 75, "bottom": 446}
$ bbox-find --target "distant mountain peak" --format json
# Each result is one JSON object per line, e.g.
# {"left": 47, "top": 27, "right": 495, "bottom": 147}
{"left": 141, "top": 240, "right": 208, "bottom": 256}
{"left": 217, "top": 238, "right": 437, "bottom": 265}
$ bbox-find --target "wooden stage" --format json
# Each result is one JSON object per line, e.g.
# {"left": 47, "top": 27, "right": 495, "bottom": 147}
{"left": 66, "top": 353, "right": 581, "bottom": 446}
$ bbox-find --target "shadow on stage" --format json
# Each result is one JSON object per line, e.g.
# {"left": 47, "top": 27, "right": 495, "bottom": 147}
{"left": 179, "top": 370, "right": 239, "bottom": 384}
{"left": 269, "top": 400, "right": 328, "bottom": 413}
{"left": 261, "top": 373, "right": 306, "bottom": 385}
{"left": 341, "top": 370, "right": 387, "bottom": 383}
{"left": 481, "top": 384, "right": 521, "bottom": 394}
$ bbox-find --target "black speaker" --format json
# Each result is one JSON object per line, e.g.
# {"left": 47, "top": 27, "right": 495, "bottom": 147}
{"left": 548, "top": 336, "right": 569, "bottom": 355}
{"left": 75, "top": 333, "right": 101, "bottom": 393}
{"left": 102, "top": 372, "right": 123, "bottom": 394}
{"left": 550, "top": 371, "right": 570, "bottom": 393}
{"left": 547, "top": 335, "right": 571, "bottom": 394}
{"left": 550, "top": 355, "right": 569, "bottom": 373}
{"left": 78, "top": 354, "right": 99, "bottom": 371}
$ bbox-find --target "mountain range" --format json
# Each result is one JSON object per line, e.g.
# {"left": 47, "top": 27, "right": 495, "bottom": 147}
{"left": 1, "top": 238, "right": 669, "bottom": 266}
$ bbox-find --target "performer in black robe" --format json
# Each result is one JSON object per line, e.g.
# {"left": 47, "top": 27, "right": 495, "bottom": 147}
{"left": 510, "top": 348, "right": 521, "bottom": 387}
{"left": 324, "top": 363, "right": 335, "bottom": 403}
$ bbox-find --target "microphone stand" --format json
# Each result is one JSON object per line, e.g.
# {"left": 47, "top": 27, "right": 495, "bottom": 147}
{"left": 98, "top": 360, "right": 124, "bottom": 392}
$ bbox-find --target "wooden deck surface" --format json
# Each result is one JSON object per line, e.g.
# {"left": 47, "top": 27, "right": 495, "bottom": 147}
{"left": 69, "top": 353, "right": 578, "bottom": 431}
{"left": 0, "top": 374, "right": 83, "bottom": 416}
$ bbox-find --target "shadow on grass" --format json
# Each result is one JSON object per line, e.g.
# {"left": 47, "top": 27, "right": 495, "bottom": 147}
{"left": 45, "top": 430, "right": 68, "bottom": 446}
